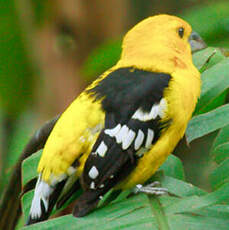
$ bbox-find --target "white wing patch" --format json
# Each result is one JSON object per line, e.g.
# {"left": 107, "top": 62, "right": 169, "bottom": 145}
{"left": 90, "top": 181, "right": 95, "bottom": 189}
{"left": 132, "top": 98, "right": 167, "bottom": 121}
{"left": 29, "top": 174, "right": 54, "bottom": 219}
{"left": 88, "top": 166, "right": 99, "bottom": 179}
{"left": 101, "top": 100, "right": 166, "bottom": 153}
{"left": 122, "top": 129, "right": 136, "bottom": 150}
{"left": 134, "top": 129, "right": 144, "bottom": 150}
{"left": 105, "top": 125, "right": 136, "bottom": 151}
{"left": 104, "top": 124, "right": 121, "bottom": 137}
{"left": 145, "top": 129, "right": 154, "bottom": 148}
{"left": 96, "top": 141, "right": 108, "bottom": 157}
{"left": 115, "top": 125, "right": 129, "bottom": 144}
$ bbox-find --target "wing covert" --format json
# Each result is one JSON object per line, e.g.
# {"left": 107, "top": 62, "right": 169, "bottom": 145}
{"left": 82, "top": 68, "right": 172, "bottom": 193}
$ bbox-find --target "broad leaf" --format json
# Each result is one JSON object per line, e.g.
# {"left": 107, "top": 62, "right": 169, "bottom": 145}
{"left": 192, "top": 47, "right": 226, "bottom": 71}
{"left": 22, "top": 177, "right": 229, "bottom": 230}
{"left": 159, "top": 155, "right": 185, "bottom": 180}
{"left": 209, "top": 124, "right": 229, "bottom": 192}
{"left": 211, "top": 143, "right": 229, "bottom": 164}
{"left": 22, "top": 151, "right": 41, "bottom": 187}
{"left": 195, "top": 58, "right": 229, "bottom": 113}
{"left": 186, "top": 104, "right": 229, "bottom": 143}
{"left": 210, "top": 159, "right": 229, "bottom": 190}
{"left": 210, "top": 124, "right": 229, "bottom": 164}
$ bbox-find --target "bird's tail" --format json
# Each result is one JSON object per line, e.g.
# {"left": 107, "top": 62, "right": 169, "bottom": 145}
{"left": 26, "top": 171, "right": 82, "bottom": 225}
{"left": 26, "top": 174, "right": 67, "bottom": 225}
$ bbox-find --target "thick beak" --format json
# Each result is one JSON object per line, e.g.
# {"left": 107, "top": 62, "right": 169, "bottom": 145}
{"left": 189, "top": 31, "right": 207, "bottom": 53}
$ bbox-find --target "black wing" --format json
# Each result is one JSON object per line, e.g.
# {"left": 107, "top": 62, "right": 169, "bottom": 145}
{"left": 73, "top": 67, "right": 171, "bottom": 217}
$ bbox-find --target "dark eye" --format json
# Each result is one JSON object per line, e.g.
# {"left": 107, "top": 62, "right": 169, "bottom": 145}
{"left": 178, "top": 27, "right": 184, "bottom": 38}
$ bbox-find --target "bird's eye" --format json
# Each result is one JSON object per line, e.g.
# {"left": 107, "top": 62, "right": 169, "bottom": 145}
{"left": 178, "top": 27, "right": 184, "bottom": 38}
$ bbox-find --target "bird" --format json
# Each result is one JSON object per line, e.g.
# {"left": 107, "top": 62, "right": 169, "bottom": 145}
{"left": 26, "top": 14, "right": 206, "bottom": 225}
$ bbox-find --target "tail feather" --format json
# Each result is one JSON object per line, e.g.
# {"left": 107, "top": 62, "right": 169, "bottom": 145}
{"left": 26, "top": 175, "right": 66, "bottom": 225}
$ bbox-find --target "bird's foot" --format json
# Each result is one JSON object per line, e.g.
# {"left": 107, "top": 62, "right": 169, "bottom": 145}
{"left": 133, "top": 181, "right": 168, "bottom": 195}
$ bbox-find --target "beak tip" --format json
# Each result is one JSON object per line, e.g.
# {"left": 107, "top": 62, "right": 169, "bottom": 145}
{"left": 189, "top": 31, "right": 207, "bottom": 53}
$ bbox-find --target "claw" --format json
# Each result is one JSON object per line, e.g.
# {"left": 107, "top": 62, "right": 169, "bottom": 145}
{"left": 134, "top": 181, "right": 168, "bottom": 195}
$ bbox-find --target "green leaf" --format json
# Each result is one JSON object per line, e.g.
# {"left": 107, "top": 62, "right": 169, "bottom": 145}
{"left": 22, "top": 191, "right": 35, "bottom": 222}
{"left": 193, "top": 47, "right": 225, "bottom": 71}
{"left": 210, "top": 125, "right": 229, "bottom": 191}
{"left": 159, "top": 155, "right": 185, "bottom": 180}
{"left": 165, "top": 183, "right": 229, "bottom": 214}
{"left": 21, "top": 151, "right": 41, "bottom": 221}
{"left": 197, "top": 90, "right": 228, "bottom": 115}
{"left": 195, "top": 58, "right": 229, "bottom": 113}
{"left": 22, "top": 181, "right": 229, "bottom": 230}
{"left": 23, "top": 194, "right": 158, "bottom": 230}
{"left": 211, "top": 143, "right": 229, "bottom": 164}
{"left": 210, "top": 124, "right": 229, "bottom": 164}
{"left": 149, "top": 196, "right": 170, "bottom": 230}
{"left": 195, "top": 205, "right": 229, "bottom": 219}
{"left": 168, "top": 213, "right": 229, "bottom": 230}
{"left": 22, "top": 151, "right": 41, "bottom": 186}
{"left": 211, "top": 124, "right": 229, "bottom": 151}
{"left": 210, "top": 159, "right": 229, "bottom": 190}
{"left": 159, "top": 176, "right": 206, "bottom": 197}
{"left": 186, "top": 103, "right": 229, "bottom": 143}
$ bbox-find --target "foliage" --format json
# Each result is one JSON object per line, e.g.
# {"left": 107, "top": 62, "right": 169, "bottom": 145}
{"left": 1, "top": 1, "right": 229, "bottom": 229}
{"left": 0, "top": 1, "right": 34, "bottom": 117}
{"left": 0, "top": 0, "right": 36, "bottom": 199}
{"left": 20, "top": 47, "right": 229, "bottom": 229}
{"left": 0, "top": 113, "right": 37, "bottom": 195}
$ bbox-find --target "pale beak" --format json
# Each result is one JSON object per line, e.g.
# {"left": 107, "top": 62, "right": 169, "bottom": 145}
{"left": 189, "top": 31, "right": 207, "bottom": 53}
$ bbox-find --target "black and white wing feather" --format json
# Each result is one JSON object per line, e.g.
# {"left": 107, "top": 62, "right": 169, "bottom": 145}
{"left": 73, "top": 67, "right": 171, "bottom": 217}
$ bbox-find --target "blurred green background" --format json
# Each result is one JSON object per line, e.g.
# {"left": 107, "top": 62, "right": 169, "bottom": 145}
{"left": 1, "top": 0, "right": 229, "bottom": 227}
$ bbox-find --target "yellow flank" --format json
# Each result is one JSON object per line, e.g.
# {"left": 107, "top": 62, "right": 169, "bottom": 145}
{"left": 38, "top": 14, "right": 201, "bottom": 190}
{"left": 38, "top": 93, "right": 105, "bottom": 182}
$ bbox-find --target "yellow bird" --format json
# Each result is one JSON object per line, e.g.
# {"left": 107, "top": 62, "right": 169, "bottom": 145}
{"left": 27, "top": 14, "right": 206, "bottom": 224}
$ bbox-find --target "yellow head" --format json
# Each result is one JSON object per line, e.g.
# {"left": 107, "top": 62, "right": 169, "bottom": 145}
{"left": 118, "top": 14, "right": 197, "bottom": 73}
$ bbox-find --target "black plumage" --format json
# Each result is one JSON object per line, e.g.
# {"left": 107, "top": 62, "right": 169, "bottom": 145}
{"left": 87, "top": 67, "right": 171, "bottom": 122}
{"left": 73, "top": 68, "right": 172, "bottom": 217}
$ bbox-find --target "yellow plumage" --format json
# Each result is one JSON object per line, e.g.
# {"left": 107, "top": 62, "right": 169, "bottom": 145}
{"left": 28, "top": 14, "right": 203, "bottom": 224}
{"left": 38, "top": 15, "right": 200, "bottom": 185}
